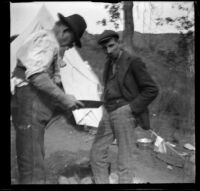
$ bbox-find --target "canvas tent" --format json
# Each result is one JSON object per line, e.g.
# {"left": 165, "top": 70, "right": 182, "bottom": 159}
{"left": 11, "top": 5, "right": 103, "bottom": 128}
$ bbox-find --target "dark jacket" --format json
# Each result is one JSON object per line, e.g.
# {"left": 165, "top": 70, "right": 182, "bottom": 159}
{"left": 103, "top": 50, "right": 159, "bottom": 130}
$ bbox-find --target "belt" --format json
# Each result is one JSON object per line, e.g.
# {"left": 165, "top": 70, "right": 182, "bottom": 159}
{"left": 104, "top": 99, "right": 128, "bottom": 112}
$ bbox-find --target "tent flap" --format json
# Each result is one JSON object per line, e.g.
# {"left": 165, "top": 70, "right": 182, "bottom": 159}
{"left": 61, "top": 47, "right": 103, "bottom": 128}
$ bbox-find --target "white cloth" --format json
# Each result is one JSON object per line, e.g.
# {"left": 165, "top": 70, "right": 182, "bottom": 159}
{"left": 10, "top": 77, "right": 29, "bottom": 95}
{"left": 154, "top": 135, "right": 167, "bottom": 153}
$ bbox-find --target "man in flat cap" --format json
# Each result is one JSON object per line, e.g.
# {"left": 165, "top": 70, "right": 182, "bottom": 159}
{"left": 90, "top": 30, "right": 159, "bottom": 183}
{"left": 11, "top": 13, "right": 87, "bottom": 184}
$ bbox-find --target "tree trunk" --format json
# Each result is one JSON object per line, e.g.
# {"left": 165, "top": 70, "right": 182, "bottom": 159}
{"left": 122, "top": 1, "right": 135, "bottom": 55}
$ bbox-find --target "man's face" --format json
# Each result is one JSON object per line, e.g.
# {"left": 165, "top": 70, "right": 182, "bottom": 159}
{"left": 102, "top": 38, "right": 120, "bottom": 59}
{"left": 56, "top": 25, "right": 75, "bottom": 49}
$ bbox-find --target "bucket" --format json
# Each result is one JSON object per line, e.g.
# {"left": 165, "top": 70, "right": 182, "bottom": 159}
{"left": 136, "top": 138, "right": 153, "bottom": 150}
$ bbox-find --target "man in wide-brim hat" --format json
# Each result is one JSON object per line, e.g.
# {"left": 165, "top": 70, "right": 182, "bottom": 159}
{"left": 57, "top": 13, "right": 86, "bottom": 48}
{"left": 11, "top": 12, "right": 87, "bottom": 184}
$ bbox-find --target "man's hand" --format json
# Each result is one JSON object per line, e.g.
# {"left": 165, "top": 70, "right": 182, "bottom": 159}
{"left": 53, "top": 75, "right": 62, "bottom": 84}
{"left": 66, "top": 94, "right": 85, "bottom": 110}
{"left": 118, "top": 104, "right": 132, "bottom": 113}
{"left": 29, "top": 72, "right": 84, "bottom": 111}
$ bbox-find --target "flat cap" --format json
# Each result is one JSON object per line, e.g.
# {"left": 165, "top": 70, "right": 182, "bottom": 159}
{"left": 97, "top": 30, "right": 119, "bottom": 45}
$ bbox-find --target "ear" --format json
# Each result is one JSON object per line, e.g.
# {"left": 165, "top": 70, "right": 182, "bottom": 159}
{"left": 118, "top": 38, "right": 122, "bottom": 44}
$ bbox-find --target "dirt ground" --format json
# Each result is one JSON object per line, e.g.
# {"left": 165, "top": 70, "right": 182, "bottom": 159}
{"left": 11, "top": 115, "right": 195, "bottom": 184}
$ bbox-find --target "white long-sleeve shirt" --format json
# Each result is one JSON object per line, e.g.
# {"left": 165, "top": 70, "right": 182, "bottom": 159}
{"left": 16, "top": 29, "right": 60, "bottom": 79}
{"left": 11, "top": 30, "right": 61, "bottom": 94}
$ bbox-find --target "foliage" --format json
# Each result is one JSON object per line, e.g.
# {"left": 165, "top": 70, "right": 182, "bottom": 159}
{"left": 155, "top": 2, "right": 194, "bottom": 33}
{"left": 156, "top": 31, "right": 194, "bottom": 77}
{"left": 96, "top": 19, "right": 107, "bottom": 27}
{"left": 156, "top": 16, "right": 194, "bottom": 31}
{"left": 96, "top": 3, "right": 122, "bottom": 29}
{"left": 154, "top": 2, "right": 194, "bottom": 78}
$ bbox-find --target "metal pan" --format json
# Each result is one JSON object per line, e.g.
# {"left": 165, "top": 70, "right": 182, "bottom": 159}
{"left": 136, "top": 138, "right": 153, "bottom": 150}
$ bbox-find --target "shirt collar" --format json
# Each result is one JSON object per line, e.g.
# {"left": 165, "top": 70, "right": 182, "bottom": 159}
{"left": 111, "top": 50, "right": 122, "bottom": 64}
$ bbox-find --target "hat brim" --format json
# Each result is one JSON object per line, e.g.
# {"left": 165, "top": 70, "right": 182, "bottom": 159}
{"left": 58, "top": 13, "right": 81, "bottom": 48}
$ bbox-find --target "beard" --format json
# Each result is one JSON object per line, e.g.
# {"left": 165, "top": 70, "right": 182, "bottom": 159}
{"left": 108, "top": 52, "right": 119, "bottom": 61}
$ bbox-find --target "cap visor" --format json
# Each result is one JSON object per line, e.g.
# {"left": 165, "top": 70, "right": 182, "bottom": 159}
{"left": 98, "top": 35, "right": 119, "bottom": 45}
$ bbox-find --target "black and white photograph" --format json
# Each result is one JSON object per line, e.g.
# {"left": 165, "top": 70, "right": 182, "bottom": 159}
{"left": 10, "top": 1, "right": 195, "bottom": 185}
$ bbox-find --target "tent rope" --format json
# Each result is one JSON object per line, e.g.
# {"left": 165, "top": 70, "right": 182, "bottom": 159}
{"left": 77, "top": 110, "right": 92, "bottom": 124}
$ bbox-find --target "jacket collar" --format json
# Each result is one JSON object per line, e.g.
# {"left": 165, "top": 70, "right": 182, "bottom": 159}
{"left": 117, "top": 49, "right": 132, "bottom": 84}
{"left": 103, "top": 49, "right": 132, "bottom": 85}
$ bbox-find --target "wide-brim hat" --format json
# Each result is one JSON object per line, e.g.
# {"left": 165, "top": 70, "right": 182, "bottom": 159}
{"left": 58, "top": 13, "right": 87, "bottom": 48}
{"left": 97, "top": 30, "right": 119, "bottom": 45}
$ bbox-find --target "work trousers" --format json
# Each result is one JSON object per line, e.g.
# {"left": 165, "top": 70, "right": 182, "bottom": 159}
{"left": 11, "top": 85, "right": 53, "bottom": 184}
{"left": 90, "top": 105, "right": 137, "bottom": 184}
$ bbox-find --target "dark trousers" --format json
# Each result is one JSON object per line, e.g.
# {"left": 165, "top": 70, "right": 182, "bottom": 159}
{"left": 90, "top": 105, "right": 137, "bottom": 184}
{"left": 14, "top": 122, "right": 45, "bottom": 184}
{"left": 11, "top": 86, "right": 52, "bottom": 184}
